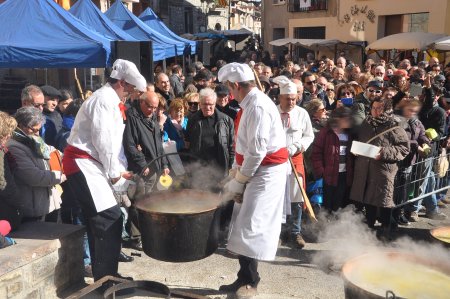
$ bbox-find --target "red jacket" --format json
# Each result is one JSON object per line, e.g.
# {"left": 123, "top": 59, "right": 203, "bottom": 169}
{"left": 311, "top": 127, "right": 354, "bottom": 187}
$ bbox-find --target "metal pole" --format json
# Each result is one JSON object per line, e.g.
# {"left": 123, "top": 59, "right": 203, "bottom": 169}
{"left": 228, "top": 0, "right": 231, "bottom": 30}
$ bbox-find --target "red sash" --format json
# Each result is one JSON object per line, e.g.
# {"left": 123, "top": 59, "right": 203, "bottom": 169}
{"left": 235, "top": 147, "right": 288, "bottom": 167}
{"left": 62, "top": 145, "right": 98, "bottom": 176}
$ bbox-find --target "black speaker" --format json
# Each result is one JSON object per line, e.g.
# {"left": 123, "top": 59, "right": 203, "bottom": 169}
{"left": 113, "top": 41, "right": 154, "bottom": 83}
{"left": 198, "top": 40, "right": 212, "bottom": 66}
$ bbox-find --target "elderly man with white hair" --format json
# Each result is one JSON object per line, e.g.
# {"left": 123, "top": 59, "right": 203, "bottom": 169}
{"left": 218, "top": 63, "right": 288, "bottom": 298}
{"left": 63, "top": 59, "right": 146, "bottom": 286}
{"left": 185, "top": 87, "right": 235, "bottom": 187}
{"left": 274, "top": 76, "right": 314, "bottom": 249}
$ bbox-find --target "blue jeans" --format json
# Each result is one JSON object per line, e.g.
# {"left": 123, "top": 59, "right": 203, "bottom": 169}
{"left": 289, "top": 203, "right": 303, "bottom": 236}
{"left": 406, "top": 157, "right": 438, "bottom": 214}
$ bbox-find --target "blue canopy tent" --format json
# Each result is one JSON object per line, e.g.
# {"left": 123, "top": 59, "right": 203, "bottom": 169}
{"left": 139, "top": 7, "right": 197, "bottom": 55}
{"left": 0, "top": 0, "right": 111, "bottom": 68}
{"left": 105, "top": 1, "right": 184, "bottom": 60}
{"left": 69, "top": 0, "right": 137, "bottom": 41}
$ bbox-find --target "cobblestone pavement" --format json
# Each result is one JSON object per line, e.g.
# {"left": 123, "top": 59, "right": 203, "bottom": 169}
{"left": 114, "top": 203, "right": 450, "bottom": 299}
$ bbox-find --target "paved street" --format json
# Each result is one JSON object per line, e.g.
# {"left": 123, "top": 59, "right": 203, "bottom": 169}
{"left": 115, "top": 205, "right": 450, "bottom": 299}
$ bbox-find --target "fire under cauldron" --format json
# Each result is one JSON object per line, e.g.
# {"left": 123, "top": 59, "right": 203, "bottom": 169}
{"left": 341, "top": 251, "right": 450, "bottom": 299}
{"left": 134, "top": 189, "right": 223, "bottom": 262}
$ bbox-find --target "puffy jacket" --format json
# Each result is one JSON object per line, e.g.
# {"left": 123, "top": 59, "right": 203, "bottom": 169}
{"left": 185, "top": 109, "right": 235, "bottom": 176}
{"left": 311, "top": 127, "right": 354, "bottom": 187}
{"left": 7, "top": 139, "right": 61, "bottom": 218}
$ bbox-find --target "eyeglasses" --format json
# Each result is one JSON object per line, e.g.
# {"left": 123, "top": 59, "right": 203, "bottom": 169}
{"left": 368, "top": 89, "right": 382, "bottom": 94}
{"left": 318, "top": 107, "right": 326, "bottom": 112}
{"left": 27, "top": 126, "right": 41, "bottom": 134}
{"left": 188, "top": 101, "right": 199, "bottom": 107}
{"left": 305, "top": 80, "right": 317, "bottom": 85}
{"left": 33, "top": 103, "right": 44, "bottom": 108}
{"left": 326, "top": 89, "right": 335, "bottom": 92}
{"left": 340, "top": 91, "right": 353, "bottom": 96}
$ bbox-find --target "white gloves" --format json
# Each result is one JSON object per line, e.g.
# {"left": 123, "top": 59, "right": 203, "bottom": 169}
{"left": 223, "top": 170, "right": 250, "bottom": 195}
{"left": 52, "top": 171, "right": 66, "bottom": 183}
{"left": 112, "top": 176, "right": 132, "bottom": 193}
{"left": 288, "top": 144, "right": 298, "bottom": 157}
{"left": 224, "top": 179, "right": 245, "bottom": 194}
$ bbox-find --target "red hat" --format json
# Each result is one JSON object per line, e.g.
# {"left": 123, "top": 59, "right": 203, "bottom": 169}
{"left": 0, "top": 220, "right": 11, "bottom": 236}
{"left": 393, "top": 69, "right": 409, "bottom": 79}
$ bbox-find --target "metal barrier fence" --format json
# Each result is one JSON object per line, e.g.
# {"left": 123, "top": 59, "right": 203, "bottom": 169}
{"left": 393, "top": 140, "right": 450, "bottom": 212}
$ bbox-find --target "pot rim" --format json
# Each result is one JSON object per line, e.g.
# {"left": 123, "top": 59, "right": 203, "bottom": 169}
{"left": 134, "top": 189, "right": 222, "bottom": 215}
{"left": 430, "top": 225, "right": 450, "bottom": 245}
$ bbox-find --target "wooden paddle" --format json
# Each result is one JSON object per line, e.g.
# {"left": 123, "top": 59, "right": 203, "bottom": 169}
{"left": 289, "top": 157, "right": 318, "bottom": 222}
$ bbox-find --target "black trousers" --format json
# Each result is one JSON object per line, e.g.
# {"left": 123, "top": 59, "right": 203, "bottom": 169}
{"left": 365, "top": 204, "right": 391, "bottom": 228}
{"left": 323, "top": 172, "right": 349, "bottom": 213}
{"left": 67, "top": 171, "right": 123, "bottom": 281}
{"left": 237, "top": 256, "right": 260, "bottom": 287}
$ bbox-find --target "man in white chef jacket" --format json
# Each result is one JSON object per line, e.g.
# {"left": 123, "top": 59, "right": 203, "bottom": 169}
{"left": 274, "top": 76, "right": 314, "bottom": 249}
{"left": 219, "top": 63, "right": 288, "bottom": 298}
{"left": 62, "top": 59, "right": 146, "bottom": 282}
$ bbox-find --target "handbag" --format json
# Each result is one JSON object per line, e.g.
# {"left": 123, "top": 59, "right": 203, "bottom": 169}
{"left": 435, "top": 148, "right": 449, "bottom": 178}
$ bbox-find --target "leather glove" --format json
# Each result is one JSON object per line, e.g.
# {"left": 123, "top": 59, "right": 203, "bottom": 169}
{"left": 288, "top": 144, "right": 298, "bottom": 156}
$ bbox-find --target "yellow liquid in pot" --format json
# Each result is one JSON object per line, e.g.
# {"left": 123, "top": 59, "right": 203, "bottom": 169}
{"left": 135, "top": 191, "right": 221, "bottom": 214}
{"left": 433, "top": 231, "right": 450, "bottom": 244}
{"left": 346, "top": 260, "right": 450, "bottom": 299}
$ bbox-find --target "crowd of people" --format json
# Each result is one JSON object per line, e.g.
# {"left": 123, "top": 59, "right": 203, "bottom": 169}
{"left": 1, "top": 52, "right": 450, "bottom": 298}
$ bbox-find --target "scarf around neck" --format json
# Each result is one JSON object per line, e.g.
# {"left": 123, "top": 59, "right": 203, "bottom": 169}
{"left": 12, "top": 129, "right": 51, "bottom": 160}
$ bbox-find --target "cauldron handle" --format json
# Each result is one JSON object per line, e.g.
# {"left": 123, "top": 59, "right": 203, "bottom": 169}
{"left": 386, "top": 290, "right": 397, "bottom": 299}
{"left": 138, "top": 152, "right": 200, "bottom": 177}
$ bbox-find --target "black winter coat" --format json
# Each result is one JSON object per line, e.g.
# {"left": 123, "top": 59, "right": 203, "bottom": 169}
{"left": 185, "top": 109, "right": 234, "bottom": 177}
{"left": 123, "top": 102, "right": 168, "bottom": 175}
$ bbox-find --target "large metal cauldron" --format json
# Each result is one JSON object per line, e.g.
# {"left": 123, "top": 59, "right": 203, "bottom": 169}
{"left": 135, "top": 189, "right": 222, "bottom": 263}
{"left": 430, "top": 226, "right": 450, "bottom": 247}
{"left": 342, "top": 251, "right": 450, "bottom": 299}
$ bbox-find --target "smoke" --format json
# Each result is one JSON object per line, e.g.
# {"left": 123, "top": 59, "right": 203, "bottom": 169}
{"left": 311, "top": 206, "right": 450, "bottom": 273}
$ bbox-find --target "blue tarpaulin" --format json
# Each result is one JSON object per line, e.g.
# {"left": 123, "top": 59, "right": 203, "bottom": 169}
{"left": 0, "top": 0, "right": 111, "bottom": 68}
{"left": 69, "top": 0, "right": 136, "bottom": 41}
{"left": 139, "top": 7, "right": 196, "bottom": 55}
{"left": 105, "top": 1, "right": 184, "bottom": 60}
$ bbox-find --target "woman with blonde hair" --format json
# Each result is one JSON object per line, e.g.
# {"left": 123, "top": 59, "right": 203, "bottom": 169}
{"left": 184, "top": 92, "right": 200, "bottom": 115}
{"left": 163, "top": 98, "right": 189, "bottom": 150}
{"left": 0, "top": 112, "right": 21, "bottom": 230}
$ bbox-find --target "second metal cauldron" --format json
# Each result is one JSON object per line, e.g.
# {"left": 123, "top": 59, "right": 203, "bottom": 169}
{"left": 134, "top": 189, "right": 222, "bottom": 263}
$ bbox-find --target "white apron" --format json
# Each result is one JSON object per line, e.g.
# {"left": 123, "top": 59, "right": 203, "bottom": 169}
{"left": 76, "top": 158, "right": 117, "bottom": 213}
{"left": 227, "top": 163, "right": 287, "bottom": 261}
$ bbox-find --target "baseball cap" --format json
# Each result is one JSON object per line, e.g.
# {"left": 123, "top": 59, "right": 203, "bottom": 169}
{"left": 215, "top": 84, "right": 229, "bottom": 96}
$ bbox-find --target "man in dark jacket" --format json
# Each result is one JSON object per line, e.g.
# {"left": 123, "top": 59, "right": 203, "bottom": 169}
{"left": 155, "top": 73, "right": 174, "bottom": 106}
{"left": 215, "top": 84, "right": 239, "bottom": 120}
{"left": 169, "top": 65, "right": 184, "bottom": 97}
{"left": 353, "top": 80, "right": 383, "bottom": 126}
{"left": 41, "top": 85, "right": 63, "bottom": 147}
{"left": 185, "top": 87, "right": 234, "bottom": 190}
{"left": 300, "top": 71, "right": 328, "bottom": 109}
{"left": 123, "top": 91, "right": 169, "bottom": 191}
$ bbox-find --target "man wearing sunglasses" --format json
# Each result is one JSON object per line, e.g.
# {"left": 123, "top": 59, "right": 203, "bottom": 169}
{"left": 300, "top": 71, "right": 328, "bottom": 109}
{"left": 353, "top": 80, "right": 383, "bottom": 126}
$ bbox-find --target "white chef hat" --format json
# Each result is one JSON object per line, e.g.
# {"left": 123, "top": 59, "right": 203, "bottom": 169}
{"left": 110, "top": 59, "right": 147, "bottom": 92}
{"left": 272, "top": 76, "right": 297, "bottom": 95}
{"left": 218, "top": 62, "right": 255, "bottom": 83}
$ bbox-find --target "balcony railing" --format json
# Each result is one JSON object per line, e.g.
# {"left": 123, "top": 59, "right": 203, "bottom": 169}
{"left": 288, "top": 0, "right": 328, "bottom": 13}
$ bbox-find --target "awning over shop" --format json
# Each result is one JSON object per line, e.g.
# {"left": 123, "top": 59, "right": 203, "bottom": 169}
{"left": 269, "top": 38, "right": 343, "bottom": 49}
{"left": 366, "top": 32, "right": 446, "bottom": 52}
{"left": 432, "top": 36, "right": 450, "bottom": 51}
{"left": 0, "top": 0, "right": 112, "bottom": 68}
{"left": 105, "top": 0, "right": 185, "bottom": 60}
{"left": 69, "top": 0, "right": 137, "bottom": 41}
{"left": 139, "top": 7, "right": 196, "bottom": 55}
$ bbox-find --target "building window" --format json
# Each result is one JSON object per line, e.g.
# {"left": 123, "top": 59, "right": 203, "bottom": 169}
{"left": 407, "top": 13, "right": 429, "bottom": 33}
{"left": 294, "top": 26, "right": 325, "bottom": 59}
{"left": 288, "top": 0, "right": 328, "bottom": 13}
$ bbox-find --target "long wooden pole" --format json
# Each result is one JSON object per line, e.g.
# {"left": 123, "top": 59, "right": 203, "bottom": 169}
{"left": 289, "top": 156, "right": 317, "bottom": 222}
